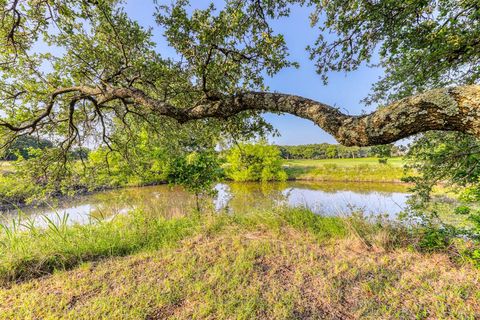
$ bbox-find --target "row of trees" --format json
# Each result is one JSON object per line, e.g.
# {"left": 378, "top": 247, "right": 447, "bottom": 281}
{"left": 0, "top": 136, "right": 90, "bottom": 161}
{"left": 276, "top": 144, "right": 407, "bottom": 160}
{"left": 1, "top": 136, "right": 406, "bottom": 164}
{"left": 0, "top": 136, "right": 53, "bottom": 160}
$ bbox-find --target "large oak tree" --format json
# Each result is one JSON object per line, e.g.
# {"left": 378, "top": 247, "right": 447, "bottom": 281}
{"left": 0, "top": 0, "right": 479, "bottom": 150}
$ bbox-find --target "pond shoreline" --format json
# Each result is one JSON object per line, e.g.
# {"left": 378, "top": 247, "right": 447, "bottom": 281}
{"left": 0, "top": 181, "right": 168, "bottom": 212}
{"left": 0, "top": 177, "right": 412, "bottom": 213}
{"left": 2, "top": 206, "right": 479, "bottom": 319}
{"left": 1, "top": 180, "right": 413, "bottom": 230}
{"left": 286, "top": 177, "right": 408, "bottom": 183}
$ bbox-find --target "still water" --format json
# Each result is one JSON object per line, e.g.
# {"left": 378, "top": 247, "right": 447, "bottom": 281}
{"left": 0, "top": 181, "right": 411, "bottom": 226}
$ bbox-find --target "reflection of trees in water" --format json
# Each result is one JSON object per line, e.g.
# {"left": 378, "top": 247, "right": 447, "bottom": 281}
{"left": 9, "top": 181, "right": 412, "bottom": 224}
{"left": 88, "top": 183, "right": 293, "bottom": 217}
{"left": 86, "top": 185, "right": 198, "bottom": 219}
{"left": 223, "top": 181, "right": 409, "bottom": 214}
{"left": 226, "top": 182, "right": 289, "bottom": 213}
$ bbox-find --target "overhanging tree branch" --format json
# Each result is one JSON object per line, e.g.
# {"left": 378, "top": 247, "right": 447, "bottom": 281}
{"left": 1, "top": 85, "right": 479, "bottom": 147}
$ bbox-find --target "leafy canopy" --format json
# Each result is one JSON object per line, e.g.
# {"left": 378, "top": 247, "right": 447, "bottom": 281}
{"left": 0, "top": 0, "right": 479, "bottom": 200}
{"left": 0, "top": 0, "right": 478, "bottom": 148}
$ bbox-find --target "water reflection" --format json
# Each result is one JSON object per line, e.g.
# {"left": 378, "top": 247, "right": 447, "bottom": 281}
{"left": 217, "top": 182, "right": 408, "bottom": 218}
{"left": 1, "top": 181, "right": 411, "bottom": 226}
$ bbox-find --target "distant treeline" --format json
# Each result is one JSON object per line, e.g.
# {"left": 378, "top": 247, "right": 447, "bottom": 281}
{"left": 276, "top": 143, "right": 407, "bottom": 159}
{"left": 0, "top": 136, "right": 88, "bottom": 161}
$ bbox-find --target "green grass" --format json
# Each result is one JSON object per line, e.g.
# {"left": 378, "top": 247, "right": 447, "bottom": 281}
{"left": 0, "top": 207, "right": 348, "bottom": 286}
{"left": 284, "top": 157, "right": 408, "bottom": 182}
{"left": 284, "top": 157, "right": 404, "bottom": 168}
{"left": 1, "top": 207, "right": 479, "bottom": 319}
{"left": 0, "top": 210, "right": 202, "bottom": 285}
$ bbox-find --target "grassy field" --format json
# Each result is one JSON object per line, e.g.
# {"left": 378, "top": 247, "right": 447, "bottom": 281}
{"left": 284, "top": 157, "right": 408, "bottom": 182}
{"left": 1, "top": 207, "right": 480, "bottom": 319}
{"left": 285, "top": 157, "right": 404, "bottom": 168}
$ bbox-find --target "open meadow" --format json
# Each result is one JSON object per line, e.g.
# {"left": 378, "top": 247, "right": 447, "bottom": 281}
{"left": 284, "top": 158, "right": 407, "bottom": 182}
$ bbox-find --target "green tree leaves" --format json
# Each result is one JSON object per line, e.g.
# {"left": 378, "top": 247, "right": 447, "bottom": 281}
{"left": 165, "top": 150, "right": 222, "bottom": 211}
{"left": 155, "top": 0, "right": 297, "bottom": 95}
{"left": 225, "top": 142, "right": 287, "bottom": 182}
{"left": 405, "top": 131, "right": 480, "bottom": 201}
{"left": 307, "top": 0, "right": 480, "bottom": 103}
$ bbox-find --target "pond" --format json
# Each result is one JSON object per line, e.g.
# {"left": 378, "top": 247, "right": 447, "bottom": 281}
{"left": 0, "top": 181, "right": 411, "bottom": 226}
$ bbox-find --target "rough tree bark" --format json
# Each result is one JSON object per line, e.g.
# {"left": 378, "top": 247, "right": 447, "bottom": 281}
{"left": 1, "top": 85, "right": 479, "bottom": 146}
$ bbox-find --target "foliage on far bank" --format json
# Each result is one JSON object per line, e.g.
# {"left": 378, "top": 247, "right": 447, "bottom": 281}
{"left": 0, "top": 150, "right": 410, "bottom": 207}
{"left": 224, "top": 142, "right": 287, "bottom": 182}
{"left": 0, "top": 136, "right": 53, "bottom": 161}
{"left": 166, "top": 151, "right": 222, "bottom": 211}
{"left": 0, "top": 119, "right": 226, "bottom": 206}
{"left": 277, "top": 143, "right": 405, "bottom": 160}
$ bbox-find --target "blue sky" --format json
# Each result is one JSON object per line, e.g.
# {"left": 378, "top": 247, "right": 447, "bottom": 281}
{"left": 124, "top": 1, "right": 384, "bottom": 145}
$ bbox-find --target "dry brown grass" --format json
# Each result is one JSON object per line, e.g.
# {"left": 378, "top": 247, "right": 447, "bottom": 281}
{"left": 1, "top": 224, "right": 479, "bottom": 319}
{"left": 0, "top": 161, "right": 13, "bottom": 174}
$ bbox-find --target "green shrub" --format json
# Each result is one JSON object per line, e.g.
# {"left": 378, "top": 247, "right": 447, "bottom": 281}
{"left": 417, "top": 227, "right": 451, "bottom": 252}
{"left": 454, "top": 205, "right": 471, "bottom": 215}
{"left": 165, "top": 151, "right": 222, "bottom": 211}
{"left": 224, "top": 142, "right": 287, "bottom": 182}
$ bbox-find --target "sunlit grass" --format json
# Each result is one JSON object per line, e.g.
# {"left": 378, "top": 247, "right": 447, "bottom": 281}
{"left": 0, "top": 205, "right": 395, "bottom": 286}
{"left": 284, "top": 158, "right": 408, "bottom": 182}
{"left": 1, "top": 206, "right": 479, "bottom": 319}
{"left": 284, "top": 157, "right": 404, "bottom": 168}
{"left": 0, "top": 209, "right": 201, "bottom": 284}
{"left": 0, "top": 206, "right": 345, "bottom": 285}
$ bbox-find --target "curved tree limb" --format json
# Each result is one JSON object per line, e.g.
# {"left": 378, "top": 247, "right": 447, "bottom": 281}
{"left": 1, "top": 85, "right": 479, "bottom": 146}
